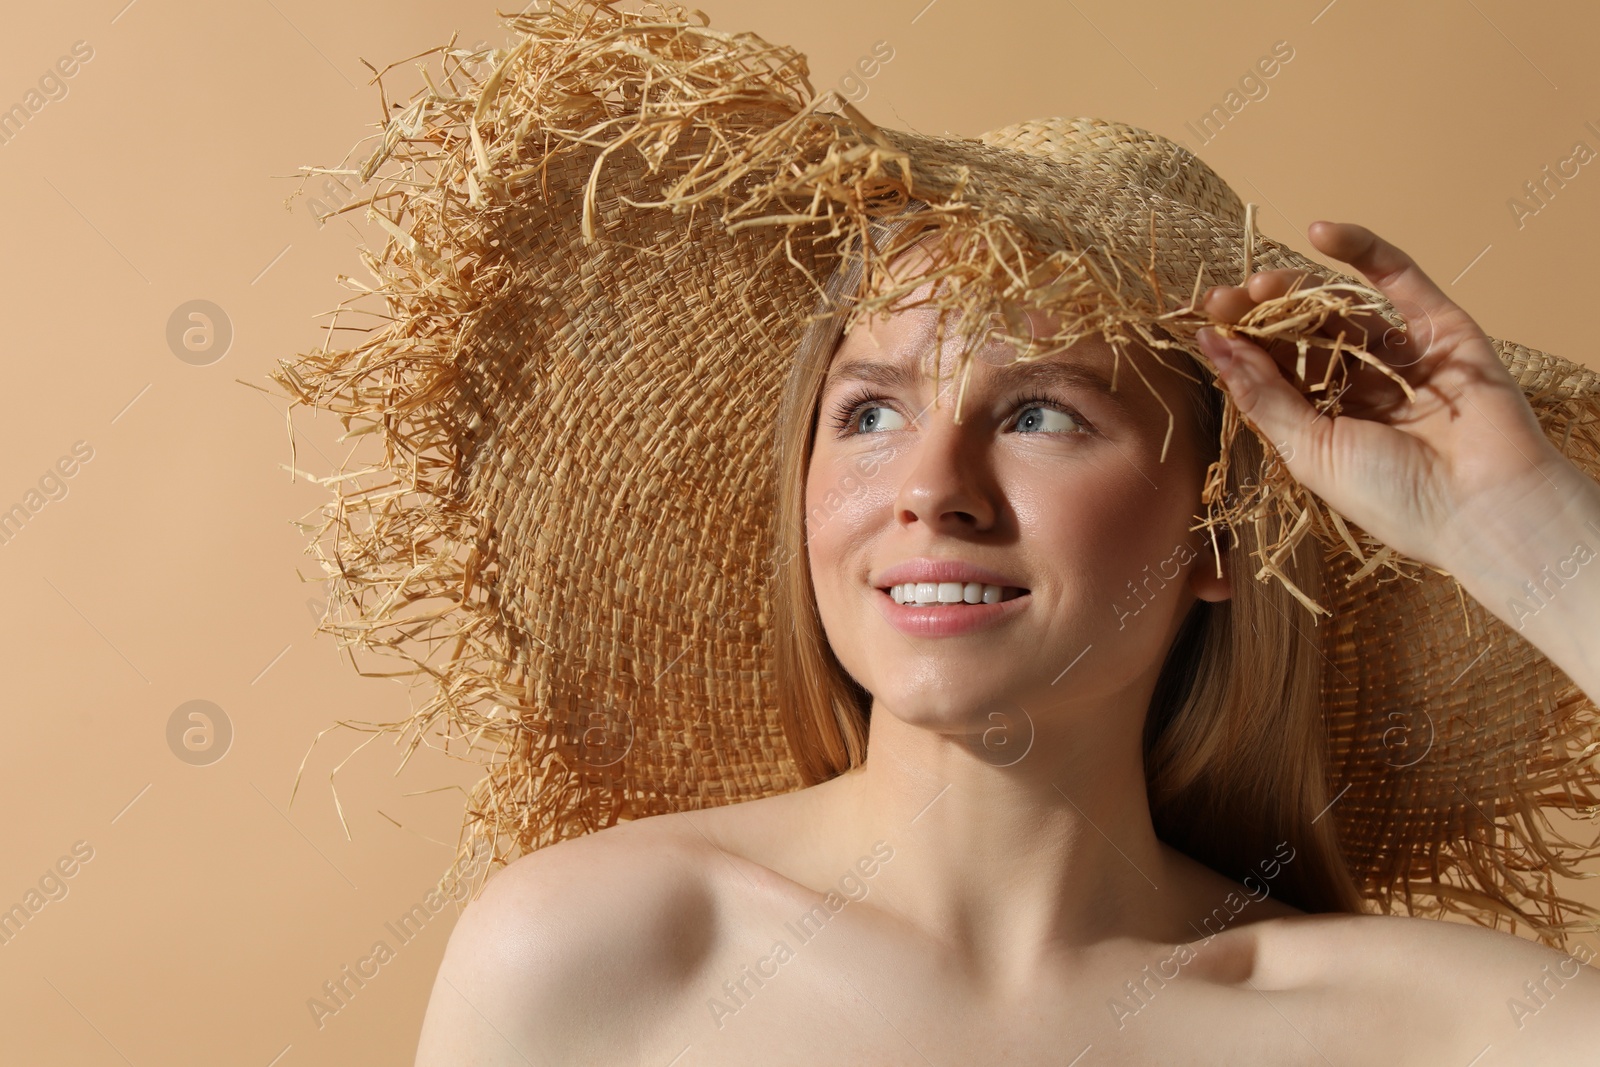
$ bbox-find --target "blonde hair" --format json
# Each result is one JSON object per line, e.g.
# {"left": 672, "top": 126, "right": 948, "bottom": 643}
{"left": 771, "top": 205, "right": 1368, "bottom": 915}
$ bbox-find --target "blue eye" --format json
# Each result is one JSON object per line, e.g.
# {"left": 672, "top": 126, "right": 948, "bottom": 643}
{"left": 844, "top": 399, "right": 908, "bottom": 435}
{"left": 826, "top": 386, "right": 1093, "bottom": 438}
{"left": 1012, "top": 397, "right": 1088, "bottom": 435}
{"left": 831, "top": 394, "right": 909, "bottom": 435}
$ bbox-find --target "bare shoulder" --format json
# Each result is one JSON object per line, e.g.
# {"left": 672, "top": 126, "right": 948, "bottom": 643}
{"left": 1246, "top": 909, "right": 1600, "bottom": 985}
{"left": 412, "top": 815, "right": 720, "bottom": 1066}
{"left": 1246, "top": 910, "right": 1600, "bottom": 1063}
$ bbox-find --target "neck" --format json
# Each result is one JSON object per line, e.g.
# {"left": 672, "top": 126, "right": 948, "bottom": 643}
{"left": 822, "top": 695, "right": 1192, "bottom": 985}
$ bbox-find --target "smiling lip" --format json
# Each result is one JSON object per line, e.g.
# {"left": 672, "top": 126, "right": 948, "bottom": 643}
{"left": 874, "top": 586, "right": 1032, "bottom": 637}
{"left": 869, "top": 558, "right": 1030, "bottom": 637}
{"left": 872, "top": 557, "right": 1028, "bottom": 590}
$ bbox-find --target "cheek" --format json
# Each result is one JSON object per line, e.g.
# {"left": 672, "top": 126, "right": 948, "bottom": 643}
{"left": 803, "top": 448, "right": 899, "bottom": 610}
{"left": 1009, "top": 457, "right": 1199, "bottom": 596}
{"left": 805, "top": 456, "right": 856, "bottom": 554}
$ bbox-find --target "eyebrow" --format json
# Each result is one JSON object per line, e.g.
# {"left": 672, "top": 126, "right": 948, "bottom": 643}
{"left": 823, "top": 356, "right": 1135, "bottom": 414}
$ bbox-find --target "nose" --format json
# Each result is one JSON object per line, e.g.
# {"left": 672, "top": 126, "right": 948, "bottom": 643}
{"left": 892, "top": 410, "right": 999, "bottom": 532}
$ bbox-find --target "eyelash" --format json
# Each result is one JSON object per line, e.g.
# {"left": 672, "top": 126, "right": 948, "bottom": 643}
{"left": 826, "top": 385, "right": 1095, "bottom": 439}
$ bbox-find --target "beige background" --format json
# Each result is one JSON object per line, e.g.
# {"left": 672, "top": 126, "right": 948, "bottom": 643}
{"left": 1, "top": 0, "right": 1597, "bottom": 1063}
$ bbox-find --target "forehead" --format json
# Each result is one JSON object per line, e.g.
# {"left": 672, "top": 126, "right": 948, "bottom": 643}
{"left": 827, "top": 294, "right": 1155, "bottom": 407}
{"left": 827, "top": 306, "right": 1125, "bottom": 401}
{"left": 829, "top": 235, "right": 1117, "bottom": 380}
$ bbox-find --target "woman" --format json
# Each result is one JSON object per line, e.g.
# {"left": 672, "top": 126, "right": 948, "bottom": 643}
{"left": 265, "top": 3, "right": 1600, "bottom": 1061}
{"left": 411, "top": 212, "right": 1600, "bottom": 1064}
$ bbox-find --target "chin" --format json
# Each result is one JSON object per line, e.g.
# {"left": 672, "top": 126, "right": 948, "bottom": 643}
{"left": 872, "top": 683, "right": 1040, "bottom": 767}
{"left": 869, "top": 674, "right": 1033, "bottom": 732}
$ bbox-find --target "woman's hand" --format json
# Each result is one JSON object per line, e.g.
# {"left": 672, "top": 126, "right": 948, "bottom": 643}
{"left": 1194, "top": 220, "right": 1584, "bottom": 576}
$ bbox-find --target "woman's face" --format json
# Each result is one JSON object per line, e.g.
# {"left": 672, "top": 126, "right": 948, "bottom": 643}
{"left": 804, "top": 255, "right": 1232, "bottom": 747}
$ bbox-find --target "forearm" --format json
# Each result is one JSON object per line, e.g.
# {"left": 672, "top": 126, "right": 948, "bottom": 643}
{"left": 1438, "top": 457, "right": 1600, "bottom": 704}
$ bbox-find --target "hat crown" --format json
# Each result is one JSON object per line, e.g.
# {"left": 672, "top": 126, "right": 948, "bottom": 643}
{"left": 976, "top": 116, "right": 1245, "bottom": 224}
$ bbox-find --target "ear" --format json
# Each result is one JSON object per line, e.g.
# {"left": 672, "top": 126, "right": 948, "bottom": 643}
{"left": 1188, "top": 531, "right": 1234, "bottom": 604}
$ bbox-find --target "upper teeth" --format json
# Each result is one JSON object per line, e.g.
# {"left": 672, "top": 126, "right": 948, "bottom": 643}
{"left": 888, "top": 582, "right": 1023, "bottom": 605}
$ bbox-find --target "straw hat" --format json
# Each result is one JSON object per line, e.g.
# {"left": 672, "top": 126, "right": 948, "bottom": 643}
{"left": 272, "top": 0, "right": 1600, "bottom": 948}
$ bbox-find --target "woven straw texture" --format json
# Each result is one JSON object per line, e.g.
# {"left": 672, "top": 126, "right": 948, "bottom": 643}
{"left": 271, "top": 0, "right": 1600, "bottom": 948}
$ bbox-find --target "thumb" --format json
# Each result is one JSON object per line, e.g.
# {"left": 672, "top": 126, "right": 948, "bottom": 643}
{"left": 1198, "top": 326, "right": 1322, "bottom": 476}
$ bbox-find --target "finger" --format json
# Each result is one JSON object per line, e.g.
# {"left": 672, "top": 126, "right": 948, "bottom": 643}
{"left": 1199, "top": 327, "right": 1325, "bottom": 477}
{"left": 1225, "top": 266, "right": 1419, "bottom": 395}
{"left": 1208, "top": 260, "right": 1432, "bottom": 407}
{"left": 1202, "top": 284, "right": 1258, "bottom": 325}
{"left": 1204, "top": 270, "right": 1334, "bottom": 330}
{"left": 1206, "top": 271, "right": 1354, "bottom": 385}
{"left": 1305, "top": 221, "right": 1471, "bottom": 354}
{"left": 1207, "top": 269, "right": 1346, "bottom": 318}
{"left": 1212, "top": 269, "right": 1377, "bottom": 349}
{"left": 1244, "top": 267, "right": 1322, "bottom": 303}
{"left": 1242, "top": 268, "right": 1395, "bottom": 352}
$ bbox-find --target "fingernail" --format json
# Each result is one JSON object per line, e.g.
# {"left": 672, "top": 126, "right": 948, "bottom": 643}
{"left": 1198, "top": 327, "right": 1235, "bottom": 373}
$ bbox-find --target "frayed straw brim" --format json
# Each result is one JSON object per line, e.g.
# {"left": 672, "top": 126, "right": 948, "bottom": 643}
{"left": 271, "top": 0, "right": 1600, "bottom": 947}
